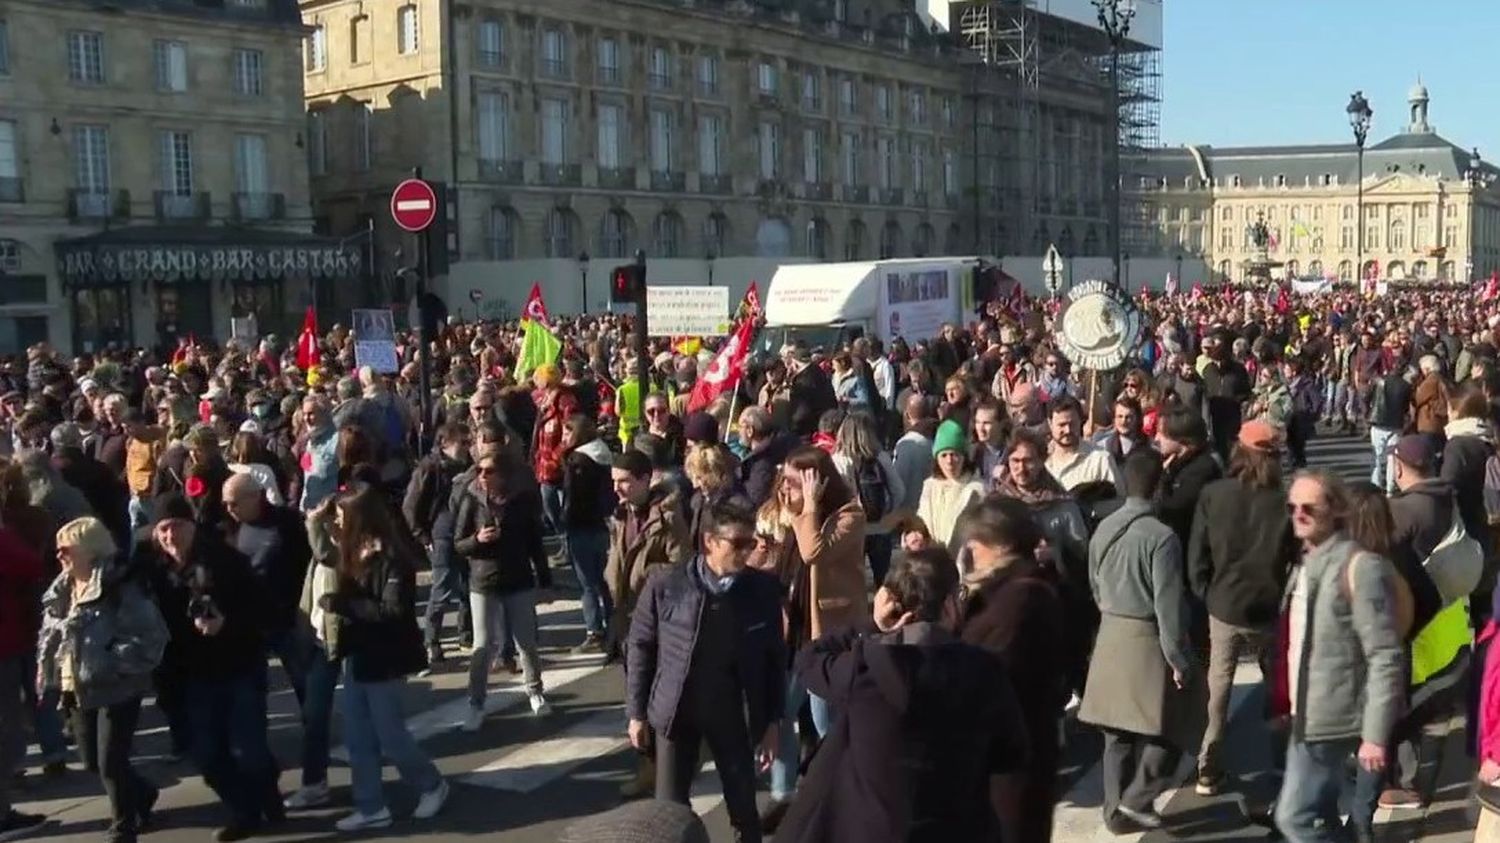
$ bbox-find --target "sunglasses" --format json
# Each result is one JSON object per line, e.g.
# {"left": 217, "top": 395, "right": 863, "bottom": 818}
{"left": 1285, "top": 502, "right": 1325, "bottom": 518}
{"left": 715, "top": 534, "right": 757, "bottom": 552}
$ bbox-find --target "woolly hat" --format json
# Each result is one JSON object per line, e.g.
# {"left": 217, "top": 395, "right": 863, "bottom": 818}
{"left": 932, "top": 419, "right": 967, "bottom": 457}
{"left": 682, "top": 411, "right": 719, "bottom": 444}
{"left": 559, "top": 800, "right": 710, "bottom": 843}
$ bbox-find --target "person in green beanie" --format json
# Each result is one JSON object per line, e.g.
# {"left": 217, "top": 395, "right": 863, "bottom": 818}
{"left": 916, "top": 419, "right": 985, "bottom": 557}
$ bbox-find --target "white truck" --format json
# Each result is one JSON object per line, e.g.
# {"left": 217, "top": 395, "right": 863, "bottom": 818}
{"left": 763, "top": 257, "right": 978, "bottom": 349}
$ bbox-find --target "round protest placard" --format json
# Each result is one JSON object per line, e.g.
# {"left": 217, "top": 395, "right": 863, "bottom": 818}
{"left": 1053, "top": 279, "right": 1143, "bottom": 371}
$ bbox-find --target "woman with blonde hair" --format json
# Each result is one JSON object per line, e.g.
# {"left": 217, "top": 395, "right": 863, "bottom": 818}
{"left": 684, "top": 443, "right": 750, "bottom": 554}
{"left": 36, "top": 517, "right": 168, "bottom": 843}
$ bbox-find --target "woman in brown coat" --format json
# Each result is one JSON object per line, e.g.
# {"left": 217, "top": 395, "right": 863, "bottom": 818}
{"left": 1412, "top": 355, "right": 1449, "bottom": 440}
{"left": 762, "top": 445, "right": 868, "bottom": 831}
{"left": 958, "top": 496, "right": 1069, "bottom": 843}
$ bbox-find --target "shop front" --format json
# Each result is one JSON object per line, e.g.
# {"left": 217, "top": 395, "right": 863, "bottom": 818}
{"left": 55, "top": 226, "right": 363, "bottom": 353}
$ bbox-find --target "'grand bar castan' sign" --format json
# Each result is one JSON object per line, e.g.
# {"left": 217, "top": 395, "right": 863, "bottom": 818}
{"left": 56, "top": 242, "right": 363, "bottom": 286}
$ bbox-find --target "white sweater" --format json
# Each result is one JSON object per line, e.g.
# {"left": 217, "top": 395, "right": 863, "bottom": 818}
{"left": 917, "top": 476, "right": 986, "bottom": 554}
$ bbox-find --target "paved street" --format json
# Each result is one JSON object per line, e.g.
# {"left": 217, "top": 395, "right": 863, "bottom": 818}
{"left": 10, "top": 432, "right": 1477, "bottom": 842}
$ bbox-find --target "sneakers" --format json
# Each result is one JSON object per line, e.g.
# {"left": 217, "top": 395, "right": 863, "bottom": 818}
{"left": 463, "top": 705, "right": 485, "bottom": 732}
{"left": 412, "top": 780, "right": 450, "bottom": 820}
{"left": 284, "top": 782, "right": 332, "bottom": 810}
{"left": 0, "top": 810, "right": 46, "bottom": 842}
{"left": 334, "top": 809, "right": 392, "bottom": 832}
{"left": 529, "top": 692, "right": 553, "bottom": 716}
{"left": 1106, "top": 806, "right": 1163, "bottom": 834}
{"left": 1194, "top": 771, "right": 1225, "bottom": 796}
{"left": 572, "top": 633, "right": 605, "bottom": 654}
{"left": 1063, "top": 692, "right": 1082, "bottom": 714}
{"left": 1377, "top": 788, "right": 1423, "bottom": 809}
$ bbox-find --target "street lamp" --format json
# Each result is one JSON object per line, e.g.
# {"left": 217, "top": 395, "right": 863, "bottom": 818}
{"left": 1347, "top": 91, "right": 1373, "bottom": 282}
{"left": 1123, "top": 251, "right": 1132, "bottom": 289}
{"left": 1174, "top": 252, "right": 1183, "bottom": 289}
{"left": 577, "top": 251, "right": 590, "bottom": 312}
{"left": 706, "top": 250, "right": 717, "bottom": 285}
{"left": 1093, "top": 0, "right": 1136, "bottom": 288}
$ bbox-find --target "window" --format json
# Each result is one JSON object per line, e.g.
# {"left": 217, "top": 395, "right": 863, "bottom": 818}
{"left": 597, "top": 37, "right": 620, "bottom": 84}
{"left": 1416, "top": 203, "right": 1430, "bottom": 220}
{"left": 1274, "top": 173, "right": 1286, "bottom": 188}
{"left": 841, "top": 131, "right": 860, "bottom": 186}
{"left": 839, "top": 77, "right": 856, "bottom": 116}
{"left": 1446, "top": 203, "right": 1458, "bottom": 219}
{"left": 653, "top": 213, "right": 682, "bottom": 258}
{"left": 0, "top": 240, "right": 17, "bottom": 273}
{"left": 877, "top": 136, "right": 895, "bottom": 189}
{"left": 68, "top": 31, "right": 104, "bottom": 83}
{"left": 942, "top": 149, "right": 956, "bottom": 195}
{"left": 911, "top": 140, "right": 928, "bottom": 192}
{"left": 477, "top": 19, "right": 503, "bottom": 67}
{"left": 152, "top": 40, "right": 188, "bottom": 92}
{"left": 355, "top": 103, "right": 371, "bottom": 171}
{"left": 698, "top": 114, "right": 724, "bottom": 176}
{"left": 1342, "top": 205, "right": 1354, "bottom": 221}
{"left": 478, "top": 91, "right": 510, "bottom": 163}
{"left": 806, "top": 219, "right": 828, "bottom": 260}
{"left": 1230, "top": 174, "right": 1241, "bottom": 188}
{"left": 908, "top": 89, "right": 926, "bottom": 124}
{"left": 159, "top": 131, "right": 192, "bottom": 195}
{"left": 1219, "top": 228, "right": 1234, "bottom": 249}
{"left": 1445, "top": 225, "right": 1458, "bottom": 248}
{"left": 802, "top": 72, "right": 821, "bottom": 111}
{"left": 1366, "top": 225, "right": 1380, "bottom": 249}
{"left": 0, "top": 120, "right": 18, "bottom": 202}
{"left": 397, "top": 4, "right": 419, "bottom": 54}
{"left": 233, "top": 134, "right": 268, "bottom": 194}
{"left": 306, "top": 111, "right": 327, "bottom": 175}
{"left": 541, "top": 28, "right": 567, "bottom": 78}
{"left": 703, "top": 214, "right": 727, "bottom": 255}
{"left": 596, "top": 102, "right": 622, "bottom": 169}
{"left": 600, "top": 209, "right": 631, "bottom": 258}
{"left": 803, "top": 127, "right": 823, "bottom": 184}
{"left": 544, "top": 209, "right": 575, "bottom": 257}
{"left": 0, "top": 19, "right": 9, "bottom": 76}
{"left": 1389, "top": 219, "right": 1406, "bottom": 251}
{"left": 942, "top": 95, "right": 953, "bottom": 127}
{"left": 233, "top": 49, "right": 263, "bottom": 95}
{"left": 349, "top": 14, "right": 370, "bottom": 64}
{"left": 758, "top": 120, "right": 780, "bottom": 179}
{"left": 1340, "top": 226, "right": 1354, "bottom": 249}
{"left": 757, "top": 61, "right": 777, "bottom": 96}
{"left": 487, "top": 207, "right": 515, "bottom": 259}
{"left": 845, "top": 220, "right": 865, "bottom": 260}
{"left": 650, "top": 108, "right": 675, "bottom": 173}
{"left": 305, "top": 25, "right": 326, "bottom": 72}
{"left": 879, "top": 221, "right": 901, "bottom": 259}
{"left": 876, "top": 85, "right": 892, "bottom": 120}
{"left": 697, "top": 54, "right": 719, "bottom": 96}
{"left": 649, "top": 47, "right": 673, "bottom": 91}
{"left": 540, "top": 97, "right": 567, "bottom": 165}
{"left": 73, "top": 125, "right": 110, "bottom": 193}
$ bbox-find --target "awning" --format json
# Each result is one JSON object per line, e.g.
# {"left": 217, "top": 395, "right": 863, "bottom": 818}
{"left": 54, "top": 225, "right": 364, "bottom": 287}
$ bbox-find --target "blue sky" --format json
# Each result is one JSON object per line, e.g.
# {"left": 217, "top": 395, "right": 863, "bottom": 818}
{"left": 1159, "top": 0, "right": 1493, "bottom": 151}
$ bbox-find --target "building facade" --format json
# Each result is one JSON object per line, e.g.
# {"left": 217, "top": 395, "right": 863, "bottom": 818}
{"left": 0, "top": 0, "right": 355, "bottom": 355}
{"left": 301, "top": 0, "right": 977, "bottom": 314}
{"left": 1131, "top": 85, "right": 1500, "bottom": 285}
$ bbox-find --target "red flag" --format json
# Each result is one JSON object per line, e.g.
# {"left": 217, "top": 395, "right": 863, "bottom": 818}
{"left": 744, "top": 281, "right": 762, "bottom": 316}
{"left": 1275, "top": 286, "right": 1290, "bottom": 315}
{"left": 522, "top": 283, "right": 551, "bottom": 326}
{"left": 295, "top": 306, "right": 320, "bottom": 370}
{"left": 1190, "top": 282, "right": 1204, "bottom": 301}
{"left": 1484, "top": 272, "right": 1499, "bottom": 301}
{"left": 688, "top": 315, "right": 755, "bottom": 413}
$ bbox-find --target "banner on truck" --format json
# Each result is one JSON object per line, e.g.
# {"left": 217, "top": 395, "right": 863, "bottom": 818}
{"left": 646, "top": 286, "right": 731, "bottom": 337}
{"left": 882, "top": 268, "right": 953, "bottom": 344}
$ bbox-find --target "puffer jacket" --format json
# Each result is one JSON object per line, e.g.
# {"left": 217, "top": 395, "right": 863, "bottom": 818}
{"left": 453, "top": 480, "right": 553, "bottom": 595}
{"left": 37, "top": 557, "right": 169, "bottom": 710}
{"left": 1290, "top": 535, "right": 1405, "bottom": 745}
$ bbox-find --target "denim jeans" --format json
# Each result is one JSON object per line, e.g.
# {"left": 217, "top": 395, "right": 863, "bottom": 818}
{"left": 340, "top": 664, "right": 442, "bottom": 816}
{"left": 265, "top": 626, "right": 309, "bottom": 707}
{"left": 1275, "top": 736, "right": 1360, "bottom": 842}
{"left": 540, "top": 483, "right": 564, "bottom": 537}
{"left": 299, "top": 648, "right": 341, "bottom": 788}
{"left": 184, "top": 667, "right": 280, "bottom": 827}
{"left": 567, "top": 526, "right": 612, "bottom": 636}
{"left": 769, "top": 673, "right": 834, "bottom": 801}
{"left": 469, "top": 590, "right": 543, "bottom": 703}
{"left": 423, "top": 540, "right": 472, "bottom": 648}
{"left": 1370, "top": 426, "right": 1398, "bottom": 491}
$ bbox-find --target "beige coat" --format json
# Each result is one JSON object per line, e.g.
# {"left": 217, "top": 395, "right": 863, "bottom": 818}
{"left": 790, "top": 500, "right": 869, "bottom": 639}
{"left": 605, "top": 488, "right": 691, "bottom": 643}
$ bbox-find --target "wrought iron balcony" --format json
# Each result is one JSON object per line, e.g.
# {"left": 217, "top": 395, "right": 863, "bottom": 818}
{"left": 597, "top": 166, "right": 636, "bottom": 189}
{"left": 68, "top": 188, "right": 130, "bottom": 222}
{"left": 880, "top": 187, "right": 904, "bottom": 206}
{"left": 231, "top": 192, "right": 286, "bottom": 222}
{"left": 597, "top": 66, "right": 623, "bottom": 86}
{"left": 845, "top": 184, "right": 869, "bottom": 203}
{"left": 650, "top": 170, "right": 685, "bottom": 192}
{"left": 478, "top": 158, "right": 524, "bottom": 184}
{"left": 648, "top": 72, "right": 674, "bottom": 92}
{"left": 154, "top": 191, "right": 211, "bottom": 221}
{"left": 912, "top": 190, "right": 929, "bottom": 207}
{"left": 538, "top": 163, "right": 581, "bottom": 186}
{"left": 805, "top": 182, "right": 832, "bottom": 201}
{"left": 699, "top": 174, "right": 732, "bottom": 195}
{"left": 539, "top": 58, "right": 570, "bottom": 80}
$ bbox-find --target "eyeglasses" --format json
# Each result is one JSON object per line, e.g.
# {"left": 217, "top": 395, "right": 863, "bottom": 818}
{"left": 1285, "top": 502, "right": 1325, "bottom": 518}
{"left": 715, "top": 534, "right": 757, "bottom": 552}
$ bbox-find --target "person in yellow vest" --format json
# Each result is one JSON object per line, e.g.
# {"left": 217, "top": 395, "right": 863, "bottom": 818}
{"left": 616, "top": 358, "right": 644, "bottom": 447}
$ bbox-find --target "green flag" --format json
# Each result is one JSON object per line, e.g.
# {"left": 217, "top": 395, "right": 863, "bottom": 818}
{"left": 515, "top": 318, "right": 561, "bottom": 382}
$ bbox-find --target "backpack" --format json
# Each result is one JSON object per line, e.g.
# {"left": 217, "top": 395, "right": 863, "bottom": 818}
{"left": 1423, "top": 505, "right": 1484, "bottom": 605}
{"left": 1339, "top": 550, "right": 1415, "bottom": 641}
{"left": 1484, "top": 452, "right": 1500, "bottom": 525}
{"left": 852, "top": 456, "right": 891, "bottom": 524}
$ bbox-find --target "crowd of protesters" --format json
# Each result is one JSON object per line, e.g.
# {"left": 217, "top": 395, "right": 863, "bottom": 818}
{"left": 3, "top": 281, "right": 1500, "bottom": 843}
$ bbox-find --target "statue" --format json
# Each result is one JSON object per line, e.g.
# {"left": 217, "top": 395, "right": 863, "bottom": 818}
{"left": 1247, "top": 212, "right": 1271, "bottom": 252}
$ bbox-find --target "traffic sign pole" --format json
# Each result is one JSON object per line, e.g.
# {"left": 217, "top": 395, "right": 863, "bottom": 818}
{"left": 634, "top": 249, "right": 649, "bottom": 408}
{"left": 400, "top": 168, "right": 433, "bottom": 445}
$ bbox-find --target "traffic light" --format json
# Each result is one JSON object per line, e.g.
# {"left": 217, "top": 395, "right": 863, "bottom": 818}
{"left": 611, "top": 264, "right": 645, "bottom": 304}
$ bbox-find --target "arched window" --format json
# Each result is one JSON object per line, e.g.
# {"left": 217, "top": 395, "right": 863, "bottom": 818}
{"left": 1337, "top": 259, "right": 1353, "bottom": 281}
{"left": 1412, "top": 260, "right": 1428, "bottom": 279}
{"left": 911, "top": 223, "right": 934, "bottom": 257}
{"left": 652, "top": 211, "right": 683, "bottom": 257}
{"left": 1285, "top": 259, "right": 1300, "bottom": 278}
{"left": 879, "top": 220, "right": 902, "bottom": 259}
{"left": 486, "top": 206, "right": 518, "bottom": 259}
{"left": 805, "top": 218, "right": 830, "bottom": 260}
{"left": 702, "top": 213, "right": 728, "bottom": 256}
{"left": 543, "top": 208, "right": 578, "bottom": 258}
{"left": 1440, "top": 260, "right": 1455, "bottom": 281}
{"left": 1308, "top": 259, "right": 1324, "bottom": 279}
{"left": 1217, "top": 259, "right": 1232, "bottom": 281}
{"left": 1389, "top": 219, "right": 1406, "bottom": 252}
{"left": 1385, "top": 260, "right": 1407, "bottom": 280}
{"left": 945, "top": 223, "right": 963, "bottom": 255}
{"left": 1361, "top": 259, "right": 1379, "bottom": 279}
{"left": 755, "top": 216, "right": 793, "bottom": 258}
{"left": 845, "top": 220, "right": 866, "bottom": 260}
{"left": 600, "top": 208, "right": 635, "bottom": 258}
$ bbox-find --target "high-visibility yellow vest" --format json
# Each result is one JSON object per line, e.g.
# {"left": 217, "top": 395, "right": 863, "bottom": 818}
{"left": 617, "top": 380, "right": 642, "bottom": 446}
{"left": 1412, "top": 597, "right": 1473, "bottom": 687}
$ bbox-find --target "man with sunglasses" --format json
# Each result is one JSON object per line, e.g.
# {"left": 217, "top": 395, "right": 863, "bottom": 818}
{"left": 626, "top": 502, "right": 785, "bottom": 843}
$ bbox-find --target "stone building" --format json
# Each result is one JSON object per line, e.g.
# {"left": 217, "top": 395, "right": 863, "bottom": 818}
{"left": 1132, "top": 84, "right": 1500, "bottom": 285}
{"left": 0, "top": 0, "right": 357, "bottom": 354}
{"left": 300, "top": 0, "right": 972, "bottom": 315}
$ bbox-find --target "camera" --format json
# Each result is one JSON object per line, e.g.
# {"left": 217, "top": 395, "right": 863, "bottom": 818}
{"left": 187, "top": 594, "right": 218, "bottom": 621}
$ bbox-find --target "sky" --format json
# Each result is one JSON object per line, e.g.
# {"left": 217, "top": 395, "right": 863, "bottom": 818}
{"left": 1159, "top": 0, "right": 1494, "bottom": 151}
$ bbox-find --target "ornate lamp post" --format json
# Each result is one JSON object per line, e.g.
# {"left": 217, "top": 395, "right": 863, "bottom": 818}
{"left": 1347, "top": 92, "right": 1373, "bottom": 282}
{"left": 1466, "top": 148, "right": 1495, "bottom": 282}
{"left": 1093, "top": 0, "right": 1136, "bottom": 287}
{"left": 706, "top": 250, "right": 717, "bottom": 285}
{"left": 577, "top": 251, "right": 590, "bottom": 312}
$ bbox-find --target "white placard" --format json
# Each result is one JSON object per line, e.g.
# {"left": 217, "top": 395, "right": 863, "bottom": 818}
{"left": 646, "top": 286, "right": 731, "bottom": 337}
{"left": 230, "top": 315, "right": 258, "bottom": 347}
{"left": 351, "top": 308, "right": 399, "bottom": 373}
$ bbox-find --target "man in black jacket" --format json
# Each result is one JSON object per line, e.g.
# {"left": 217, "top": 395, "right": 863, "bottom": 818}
{"left": 51, "top": 422, "right": 128, "bottom": 542}
{"left": 223, "top": 473, "right": 313, "bottom": 690}
{"left": 1200, "top": 331, "right": 1252, "bottom": 461}
{"left": 1369, "top": 355, "right": 1413, "bottom": 491}
{"left": 560, "top": 414, "right": 615, "bottom": 653}
{"left": 736, "top": 407, "right": 796, "bottom": 507}
{"left": 786, "top": 344, "right": 836, "bottom": 441}
{"left": 1154, "top": 408, "right": 1222, "bottom": 641}
{"left": 403, "top": 422, "right": 473, "bottom": 662}
{"left": 150, "top": 493, "right": 281, "bottom": 841}
{"left": 626, "top": 502, "right": 785, "bottom": 843}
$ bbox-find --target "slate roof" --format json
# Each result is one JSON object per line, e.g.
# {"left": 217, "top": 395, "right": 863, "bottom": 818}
{"left": 61, "top": 0, "right": 303, "bottom": 27}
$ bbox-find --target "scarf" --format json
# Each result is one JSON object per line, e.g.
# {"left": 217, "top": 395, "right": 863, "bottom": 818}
{"left": 994, "top": 469, "right": 1072, "bottom": 507}
{"left": 1445, "top": 415, "right": 1492, "bottom": 442}
{"left": 695, "top": 556, "right": 737, "bottom": 595}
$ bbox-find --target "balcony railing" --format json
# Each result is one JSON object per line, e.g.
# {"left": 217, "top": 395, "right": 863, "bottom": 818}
{"left": 231, "top": 191, "right": 286, "bottom": 222}
{"left": 844, "top": 184, "right": 869, "bottom": 204}
{"left": 699, "top": 174, "right": 731, "bottom": 195}
{"left": 802, "top": 96, "right": 822, "bottom": 113}
{"left": 478, "top": 158, "right": 524, "bottom": 184}
{"left": 597, "top": 65, "right": 622, "bottom": 86}
{"left": 0, "top": 177, "right": 22, "bottom": 203}
{"left": 597, "top": 166, "right": 635, "bottom": 189}
{"left": 68, "top": 188, "right": 130, "bottom": 222}
{"left": 539, "top": 58, "right": 570, "bottom": 80}
{"left": 944, "top": 192, "right": 959, "bottom": 209}
{"left": 477, "top": 50, "right": 506, "bottom": 70}
{"left": 538, "top": 163, "right": 581, "bottom": 186}
{"left": 880, "top": 187, "right": 904, "bottom": 206}
{"left": 650, "top": 170, "right": 685, "bottom": 192}
{"left": 648, "top": 73, "right": 673, "bottom": 92}
{"left": 697, "top": 80, "right": 719, "bottom": 98}
{"left": 154, "top": 191, "right": 211, "bottom": 221}
{"left": 805, "top": 182, "right": 832, "bottom": 201}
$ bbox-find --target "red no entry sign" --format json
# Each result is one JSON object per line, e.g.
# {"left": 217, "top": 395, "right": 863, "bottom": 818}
{"left": 390, "top": 178, "right": 437, "bottom": 232}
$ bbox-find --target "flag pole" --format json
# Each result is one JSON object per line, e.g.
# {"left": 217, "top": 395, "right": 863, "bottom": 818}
{"left": 723, "top": 386, "right": 739, "bottom": 444}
